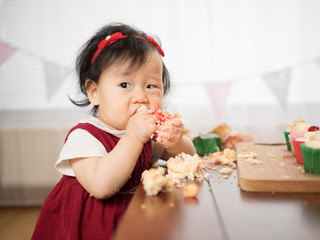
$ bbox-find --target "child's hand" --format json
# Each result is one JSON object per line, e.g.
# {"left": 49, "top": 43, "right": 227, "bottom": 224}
{"left": 157, "top": 118, "right": 184, "bottom": 150}
{"left": 125, "top": 107, "right": 157, "bottom": 144}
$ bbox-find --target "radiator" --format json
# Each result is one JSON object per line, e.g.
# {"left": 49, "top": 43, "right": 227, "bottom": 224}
{"left": 0, "top": 129, "right": 68, "bottom": 187}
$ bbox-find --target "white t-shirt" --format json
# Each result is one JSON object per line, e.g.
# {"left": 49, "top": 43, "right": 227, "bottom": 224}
{"left": 55, "top": 116, "right": 165, "bottom": 176}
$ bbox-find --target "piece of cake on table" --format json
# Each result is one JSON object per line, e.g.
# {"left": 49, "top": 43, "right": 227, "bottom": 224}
{"left": 209, "top": 123, "right": 253, "bottom": 149}
{"left": 141, "top": 168, "right": 174, "bottom": 196}
{"left": 166, "top": 153, "right": 209, "bottom": 181}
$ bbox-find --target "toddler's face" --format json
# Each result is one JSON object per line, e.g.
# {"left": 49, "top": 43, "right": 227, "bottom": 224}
{"left": 92, "top": 50, "right": 164, "bottom": 130}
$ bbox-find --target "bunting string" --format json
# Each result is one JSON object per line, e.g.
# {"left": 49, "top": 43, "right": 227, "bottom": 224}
{"left": 0, "top": 39, "right": 72, "bottom": 101}
{"left": 196, "top": 56, "right": 320, "bottom": 117}
{"left": 0, "top": 38, "right": 320, "bottom": 113}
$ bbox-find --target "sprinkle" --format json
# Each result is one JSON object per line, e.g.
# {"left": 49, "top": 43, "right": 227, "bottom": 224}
{"left": 282, "top": 154, "right": 290, "bottom": 159}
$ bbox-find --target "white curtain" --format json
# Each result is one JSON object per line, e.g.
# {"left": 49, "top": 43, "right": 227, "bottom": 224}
{"left": 0, "top": 0, "right": 320, "bottom": 192}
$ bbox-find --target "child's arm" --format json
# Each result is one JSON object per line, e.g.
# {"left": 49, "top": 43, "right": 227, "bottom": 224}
{"left": 71, "top": 108, "right": 156, "bottom": 200}
{"left": 159, "top": 118, "right": 196, "bottom": 160}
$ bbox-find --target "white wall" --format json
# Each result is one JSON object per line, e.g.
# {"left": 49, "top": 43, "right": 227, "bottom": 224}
{"left": 1, "top": 0, "right": 320, "bottom": 187}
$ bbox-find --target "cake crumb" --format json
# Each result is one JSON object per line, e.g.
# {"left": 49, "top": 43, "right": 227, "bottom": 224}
{"left": 250, "top": 159, "right": 263, "bottom": 165}
{"left": 140, "top": 204, "right": 146, "bottom": 209}
{"left": 241, "top": 147, "right": 248, "bottom": 152}
{"left": 268, "top": 152, "right": 276, "bottom": 158}
{"left": 169, "top": 202, "right": 175, "bottom": 208}
{"left": 183, "top": 184, "right": 200, "bottom": 198}
{"left": 280, "top": 162, "right": 285, "bottom": 167}
{"left": 282, "top": 154, "right": 290, "bottom": 159}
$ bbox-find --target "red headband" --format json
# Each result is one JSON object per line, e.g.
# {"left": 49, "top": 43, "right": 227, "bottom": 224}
{"left": 91, "top": 32, "right": 165, "bottom": 65}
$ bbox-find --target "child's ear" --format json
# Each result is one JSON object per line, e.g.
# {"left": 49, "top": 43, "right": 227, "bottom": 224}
{"left": 85, "top": 79, "right": 99, "bottom": 106}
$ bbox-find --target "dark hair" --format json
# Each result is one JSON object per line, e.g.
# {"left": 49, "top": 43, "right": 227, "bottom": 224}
{"left": 70, "top": 22, "right": 170, "bottom": 115}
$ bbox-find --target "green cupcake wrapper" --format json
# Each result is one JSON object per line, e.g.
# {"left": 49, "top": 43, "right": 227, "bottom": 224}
{"left": 192, "top": 133, "right": 222, "bottom": 156}
{"left": 283, "top": 131, "right": 291, "bottom": 151}
{"left": 301, "top": 144, "right": 320, "bottom": 174}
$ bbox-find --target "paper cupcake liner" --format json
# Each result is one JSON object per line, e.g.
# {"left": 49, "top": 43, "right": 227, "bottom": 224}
{"left": 301, "top": 144, "right": 320, "bottom": 175}
{"left": 293, "top": 139, "right": 305, "bottom": 164}
{"left": 283, "top": 131, "right": 291, "bottom": 151}
{"left": 192, "top": 133, "right": 222, "bottom": 156}
{"left": 289, "top": 139, "right": 296, "bottom": 156}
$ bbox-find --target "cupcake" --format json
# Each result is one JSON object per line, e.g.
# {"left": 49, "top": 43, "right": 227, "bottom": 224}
{"left": 284, "top": 119, "right": 305, "bottom": 151}
{"left": 289, "top": 122, "right": 310, "bottom": 156}
{"left": 301, "top": 131, "right": 320, "bottom": 174}
{"left": 293, "top": 130, "right": 319, "bottom": 164}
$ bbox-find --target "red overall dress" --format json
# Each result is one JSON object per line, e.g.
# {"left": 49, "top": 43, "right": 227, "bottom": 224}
{"left": 32, "top": 123, "right": 152, "bottom": 240}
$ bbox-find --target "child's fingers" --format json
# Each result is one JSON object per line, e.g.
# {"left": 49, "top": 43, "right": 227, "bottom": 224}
{"left": 157, "top": 132, "right": 174, "bottom": 143}
{"left": 169, "top": 118, "right": 183, "bottom": 128}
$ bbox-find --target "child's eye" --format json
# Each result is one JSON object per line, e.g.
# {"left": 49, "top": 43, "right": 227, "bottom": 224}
{"left": 147, "top": 84, "right": 157, "bottom": 89}
{"left": 120, "top": 82, "right": 132, "bottom": 88}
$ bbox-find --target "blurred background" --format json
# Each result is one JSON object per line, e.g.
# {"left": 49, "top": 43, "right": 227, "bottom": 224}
{"left": 0, "top": 0, "right": 320, "bottom": 206}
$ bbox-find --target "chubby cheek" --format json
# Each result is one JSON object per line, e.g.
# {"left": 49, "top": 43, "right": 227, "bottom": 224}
{"left": 150, "top": 93, "right": 164, "bottom": 109}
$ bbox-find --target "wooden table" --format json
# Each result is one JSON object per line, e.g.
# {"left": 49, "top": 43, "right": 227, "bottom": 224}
{"left": 114, "top": 159, "right": 320, "bottom": 240}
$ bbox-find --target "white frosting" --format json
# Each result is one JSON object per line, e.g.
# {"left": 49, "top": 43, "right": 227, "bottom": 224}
{"left": 305, "top": 131, "right": 320, "bottom": 149}
{"left": 286, "top": 119, "right": 305, "bottom": 131}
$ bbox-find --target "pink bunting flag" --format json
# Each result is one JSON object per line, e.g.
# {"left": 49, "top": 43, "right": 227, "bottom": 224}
{"left": 262, "top": 69, "right": 291, "bottom": 109}
{"left": 205, "top": 81, "right": 233, "bottom": 120}
{"left": 0, "top": 41, "right": 16, "bottom": 66}
{"left": 314, "top": 58, "right": 320, "bottom": 69}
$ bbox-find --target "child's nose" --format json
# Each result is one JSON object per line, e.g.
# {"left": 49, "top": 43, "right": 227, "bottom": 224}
{"left": 132, "top": 88, "right": 148, "bottom": 104}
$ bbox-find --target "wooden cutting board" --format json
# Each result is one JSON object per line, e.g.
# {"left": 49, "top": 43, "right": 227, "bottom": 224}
{"left": 236, "top": 142, "right": 320, "bottom": 193}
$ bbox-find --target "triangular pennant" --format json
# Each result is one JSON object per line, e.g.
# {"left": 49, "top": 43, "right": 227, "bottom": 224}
{"left": 205, "top": 82, "right": 232, "bottom": 120}
{"left": 0, "top": 41, "right": 16, "bottom": 66}
{"left": 44, "top": 62, "right": 70, "bottom": 100}
{"left": 314, "top": 58, "right": 320, "bottom": 69}
{"left": 262, "top": 69, "right": 291, "bottom": 109}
